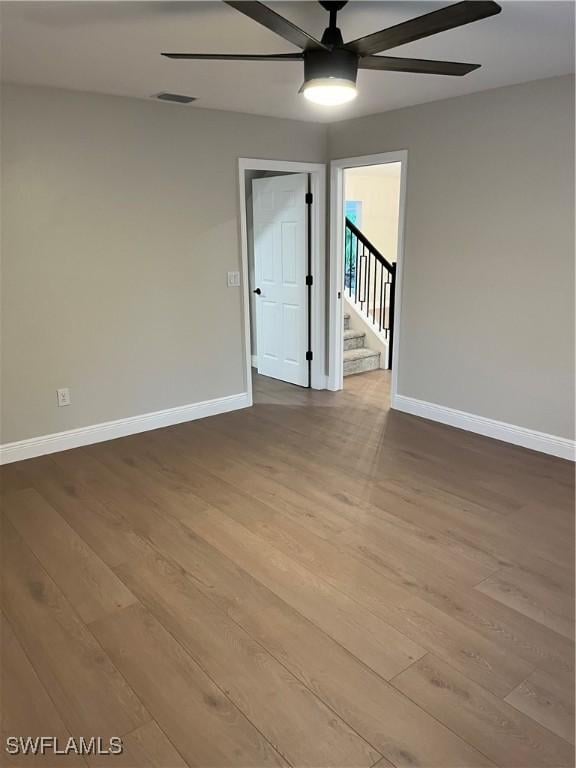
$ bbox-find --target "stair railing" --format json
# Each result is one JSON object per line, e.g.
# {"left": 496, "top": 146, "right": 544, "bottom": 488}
{"left": 344, "top": 217, "right": 396, "bottom": 368}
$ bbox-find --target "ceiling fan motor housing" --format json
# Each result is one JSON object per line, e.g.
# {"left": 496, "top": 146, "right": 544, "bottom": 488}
{"left": 304, "top": 47, "right": 358, "bottom": 85}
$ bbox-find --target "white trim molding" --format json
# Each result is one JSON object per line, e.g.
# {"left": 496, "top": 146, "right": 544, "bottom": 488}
{"left": 392, "top": 394, "right": 575, "bottom": 461}
{"left": 0, "top": 392, "right": 251, "bottom": 465}
{"left": 329, "top": 150, "right": 408, "bottom": 393}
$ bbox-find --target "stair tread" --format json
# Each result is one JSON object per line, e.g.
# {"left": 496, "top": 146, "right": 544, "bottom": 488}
{"left": 343, "top": 348, "right": 380, "bottom": 362}
{"left": 343, "top": 329, "right": 365, "bottom": 340}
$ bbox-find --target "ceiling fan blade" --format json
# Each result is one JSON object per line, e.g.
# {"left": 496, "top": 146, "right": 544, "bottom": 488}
{"left": 224, "top": 1, "right": 328, "bottom": 51}
{"left": 346, "top": 1, "right": 501, "bottom": 55}
{"left": 359, "top": 55, "right": 480, "bottom": 76}
{"left": 162, "top": 52, "right": 303, "bottom": 61}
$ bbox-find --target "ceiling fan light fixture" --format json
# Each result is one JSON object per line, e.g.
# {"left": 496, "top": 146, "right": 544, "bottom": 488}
{"left": 302, "top": 77, "right": 357, "bottom": 106}
{"left": 302, "top": 47, "right": 358, "bottom": 106}
{"left": 162, "top": 1, "right": 501, "bottom": 106}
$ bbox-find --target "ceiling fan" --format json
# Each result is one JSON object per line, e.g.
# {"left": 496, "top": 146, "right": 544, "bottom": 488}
{"left": 162, "top": 0, "right": 502, "bottom": 106}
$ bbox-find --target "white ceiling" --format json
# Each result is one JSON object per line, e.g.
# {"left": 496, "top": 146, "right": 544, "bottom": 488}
{"left": 2, "top": 1, "right": 574, "bottom": 123}
{"left": 346, "top": 161, "right": 401, "bottom": 177}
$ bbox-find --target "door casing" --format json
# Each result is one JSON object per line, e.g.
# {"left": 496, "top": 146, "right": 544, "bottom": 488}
{"left": 328, "top": 150, "right": 408, "bottom": 396}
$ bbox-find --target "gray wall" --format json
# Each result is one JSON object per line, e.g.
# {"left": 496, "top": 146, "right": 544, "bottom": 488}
{"left": 2, "top": 77, "right": 574, "bottom": 447}
{"left": 1, "top": 84, "right": 327, "bottom": 443}
{"left": 329, "top": 75, "right": 575, "bottom": 439}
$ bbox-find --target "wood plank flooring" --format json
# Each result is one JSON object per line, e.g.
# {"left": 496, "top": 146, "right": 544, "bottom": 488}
{"left": 1, "top": 370, "right": 574, "bottom": 767}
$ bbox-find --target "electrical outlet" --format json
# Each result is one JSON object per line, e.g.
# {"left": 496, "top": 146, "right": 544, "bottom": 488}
{"left": 57, "top": 388, "right": 71, "bottom": 407}
{"left": 227, "top": 271, "right": 240, "bottom": 287}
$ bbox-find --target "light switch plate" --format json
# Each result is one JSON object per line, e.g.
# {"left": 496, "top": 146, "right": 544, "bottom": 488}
{"left": 227, "top": 271, "right": 240, "bottom": 287}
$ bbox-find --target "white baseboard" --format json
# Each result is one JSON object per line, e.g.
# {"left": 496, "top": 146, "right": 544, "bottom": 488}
{"left": 0, "top": 392, "right": 252, "bottom": 465}
{"left": 392, "top": 394, "right": 575, "bottom": 461}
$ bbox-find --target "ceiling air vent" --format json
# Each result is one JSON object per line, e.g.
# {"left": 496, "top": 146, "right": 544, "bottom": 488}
{"left": 155, "top": 92, "right": 197, "bottom": 104}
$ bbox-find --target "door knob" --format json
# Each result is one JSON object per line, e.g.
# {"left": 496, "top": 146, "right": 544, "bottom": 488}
{"left": 253, "top": 288, "right": 262, "bottom": 295}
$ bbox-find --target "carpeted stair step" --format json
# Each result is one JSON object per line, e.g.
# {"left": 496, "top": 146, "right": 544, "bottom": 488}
{"left": 343, "top": 347, "right": 380, "bottom": 376}
{"left": 344, "top": 329, "right": 366, "bottom": 351}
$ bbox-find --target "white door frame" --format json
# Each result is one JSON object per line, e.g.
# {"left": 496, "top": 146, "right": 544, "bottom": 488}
{"left": 238, "top": 158, "right": 327, "bottom": 401}
{"left": 328, "top": 150, "right": 408, "bottom": 396}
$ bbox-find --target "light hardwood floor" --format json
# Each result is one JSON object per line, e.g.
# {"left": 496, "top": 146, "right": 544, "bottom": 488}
{"left": 1, "top": 370, "right": 574, "bottom": 767}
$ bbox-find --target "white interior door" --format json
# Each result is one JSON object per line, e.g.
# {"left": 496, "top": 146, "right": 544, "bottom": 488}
{"left": 253, "top": 173, "right": 309, "bottom": 387}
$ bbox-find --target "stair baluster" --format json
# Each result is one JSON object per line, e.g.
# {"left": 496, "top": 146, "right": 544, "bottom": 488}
{"left": 344, "top": 217, "right": 396, "bottom": 371}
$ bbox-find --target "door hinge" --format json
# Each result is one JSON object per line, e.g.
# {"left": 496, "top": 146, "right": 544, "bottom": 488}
{"left": 305, "top": 192, "right": 313, "bottom": 205}
{"left": 306, "top": 350, "right": 313, "bottom": 361}
{"left": 305, "top": 274, "right": 313, "bottom": 286}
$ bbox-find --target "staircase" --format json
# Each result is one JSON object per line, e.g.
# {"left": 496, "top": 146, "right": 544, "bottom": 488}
{"left": 343, "top": 313, "right": 381, "bottom": 376}
{"left": 343, "top": 216, "right": 396, "bottom": 377}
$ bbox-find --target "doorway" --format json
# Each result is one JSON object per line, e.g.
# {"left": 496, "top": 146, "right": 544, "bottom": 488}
{"left": 238, "top": 159, "right": 326, "bottom": 401}
{"left": 329, "top": 151, "right": 407, "bottom": 395}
